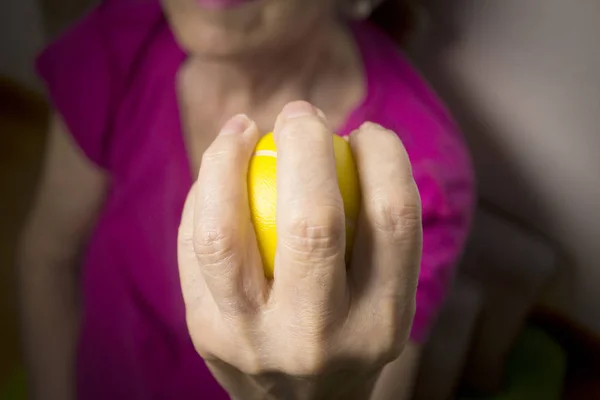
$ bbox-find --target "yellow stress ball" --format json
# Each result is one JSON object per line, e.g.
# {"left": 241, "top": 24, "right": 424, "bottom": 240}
{"left": 248, "top": 132, "right": 361, "bottom": 278}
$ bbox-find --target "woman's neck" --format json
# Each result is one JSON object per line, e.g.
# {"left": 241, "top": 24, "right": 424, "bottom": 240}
{"left": 191, "top": 36, "right": 325, "bottom": 99}
{"left": 180, "top": 20, "right": 363, "bottom": 131}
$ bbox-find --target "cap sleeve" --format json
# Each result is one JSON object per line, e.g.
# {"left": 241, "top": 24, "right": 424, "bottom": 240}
{"left": 410, "top": 158, "right": 475, "bottom": 343}
{"left": 36, "top": 7, "right": 115, "bottom": 169}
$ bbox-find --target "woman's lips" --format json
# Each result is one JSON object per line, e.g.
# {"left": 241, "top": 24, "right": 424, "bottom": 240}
{"left": 194, "top": 0, "right": 256, "bottom": 9}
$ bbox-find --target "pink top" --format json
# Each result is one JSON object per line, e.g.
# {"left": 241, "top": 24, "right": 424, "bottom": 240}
{"left": 37, "top": 1, "right": 474, "bottom": 399}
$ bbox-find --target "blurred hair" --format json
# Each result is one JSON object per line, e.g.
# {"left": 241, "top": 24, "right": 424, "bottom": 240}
{"left": 370, "top": 0, "right": 420, "bottom": 46}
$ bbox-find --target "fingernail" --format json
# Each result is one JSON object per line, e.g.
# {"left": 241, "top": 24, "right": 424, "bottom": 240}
{"left": 220, "top": 114, "right": 251, "bottom": 135}
{"left": 281, "top": 101, "right": 317, "bottom": 120}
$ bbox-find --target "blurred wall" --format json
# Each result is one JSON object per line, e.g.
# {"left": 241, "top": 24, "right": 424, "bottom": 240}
{"left": 412, "top": 0, "right": 600, "bottom": 333}
{"left": 0, "top": 0, "right": 45, "bottom": 88}
{"left": 0, "top": 0, "right": 97, "bottom": 89}
{"left": 38, "top": 0, "right": 98, "bottom": 38}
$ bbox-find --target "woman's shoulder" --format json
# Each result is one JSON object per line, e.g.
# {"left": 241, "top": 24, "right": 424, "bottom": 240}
{"left": 36, "top": 1, "right": 178, "bottom": 169}
{"left": 37, "top": 0, "right": 170, "bottom": 82}
{"left": 353, "top": 21, "right": 471, "bottom": 166}
{"left": 352, "top": 22, "right": 458, "bottom": 138}
{"left": 352, "top": 21, "right": 475, "bottom": 219}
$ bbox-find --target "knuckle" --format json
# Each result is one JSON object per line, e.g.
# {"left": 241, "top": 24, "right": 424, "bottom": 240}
{"left": 366, "top": 327, "right": 403, "bottom": 366}
{"left": 190, "top": 339, "right": 212, "bottom": 361}
{"left": 193, "top": 224, "right": 237, "bottom": 265}
{"left": 186, "top": 318, "right": 212, "bottom": 359}
{"left": 286, "top": 342, "right": 329, "bottom": 376}
{"left": 373, "top": 300, "right": 415, "bottom": 365}
{"left": 188, "top": 314, "right": 265, "bottom": 374}
{"left": 370, "top": 192, "right": 421, "bottom": 241}
{"left": 275, "top": 316, "right": 334, "bottom": 376}
{"left": 378, "top": 324, "right": 405, "bottom": 364}
{"left": 228, "top": 337, "right": 265, "bottom": 376}
{"left": 238, "top": 356, "right": 264, "bottom": 376}
{"left": 283, "top": 209, "right": 345, "bottom": 257}
{"left": 378, "top": 338, "right": 406, "bottom": 366}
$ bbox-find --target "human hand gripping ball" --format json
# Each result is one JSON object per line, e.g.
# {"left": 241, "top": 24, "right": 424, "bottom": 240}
{"left": 177, "top": 101, "right": 422, "bottom": 400}
{"left": 248, "top": 129, "right": 360, "bottom": 278}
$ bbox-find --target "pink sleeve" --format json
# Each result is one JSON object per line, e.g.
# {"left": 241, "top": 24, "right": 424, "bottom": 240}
{"left": 410, "top": 159, "right": 475, "bottom": 343}
{"left": 36, "top": 7, "right": 115, "bottom": 168}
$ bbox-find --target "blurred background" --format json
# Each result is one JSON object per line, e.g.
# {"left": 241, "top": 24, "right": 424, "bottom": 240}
{"left": 1, "top": 0, "right": 599, "bottom": 398}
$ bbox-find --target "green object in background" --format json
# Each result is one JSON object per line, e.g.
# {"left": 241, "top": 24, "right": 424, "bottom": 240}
{"left": 461, "top": 325, "right": 567, "bottom": 400}
{"left": 1, "top": 368, "right": 27, "bottom": 400}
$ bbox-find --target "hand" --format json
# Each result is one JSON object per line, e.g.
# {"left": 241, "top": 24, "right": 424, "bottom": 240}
{"left": 177, "top": 101, "right": 422, "bottom": 400}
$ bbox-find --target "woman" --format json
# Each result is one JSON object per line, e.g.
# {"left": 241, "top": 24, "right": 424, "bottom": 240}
{"left": 19, "top": 0, "right": 474, "bottom": 399}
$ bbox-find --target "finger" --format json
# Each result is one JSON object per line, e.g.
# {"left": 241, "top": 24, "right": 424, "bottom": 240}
{"left": 178, "top": 181, "right": 211, "bottom": 313}
{"left": 348, "top": 122, "right": 422, "bottom": 306}
{"left": 193, "top": 114, "right": 266, "bottom": 315}
{"left": 272, "top": 101, "right": 348, "bottom": 317}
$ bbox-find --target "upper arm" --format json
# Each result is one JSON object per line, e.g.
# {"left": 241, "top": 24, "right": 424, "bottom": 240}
{"left": 19, "top": 113, "right": 107, "bottom": 268}
{"left": 23, "top": 4, "right": 123, "bottom": 265}
{"left": 410, "top": 155, "right": 475, "bottom": 343}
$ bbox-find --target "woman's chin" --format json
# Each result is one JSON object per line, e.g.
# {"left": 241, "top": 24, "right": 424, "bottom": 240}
{"left": 193, "top": 0, "right": 260, "bottom": 10}
{"left": 176, "top": 29, "right": 264, "bottom": 58}
{"left": 163, "top": 0, "right": 329, "bottom": 57}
